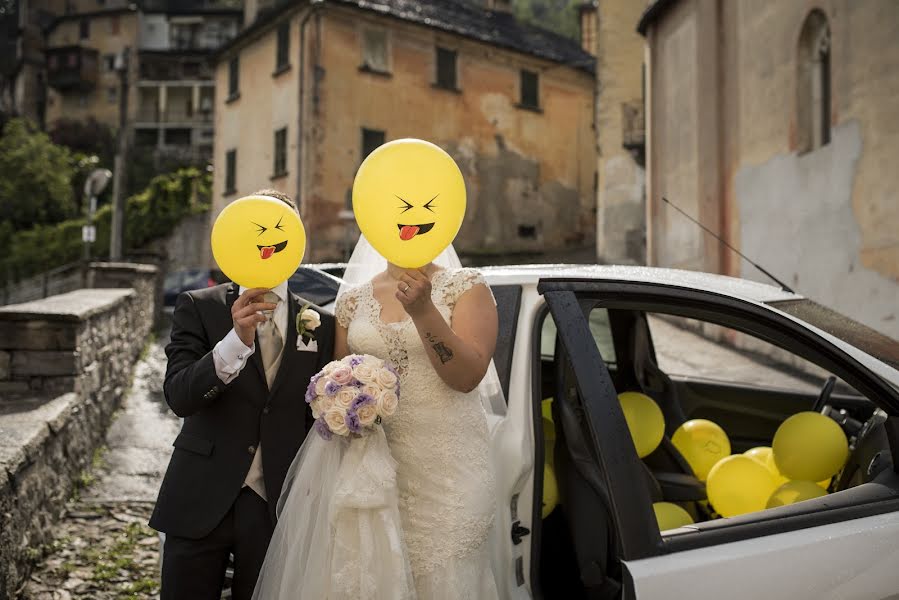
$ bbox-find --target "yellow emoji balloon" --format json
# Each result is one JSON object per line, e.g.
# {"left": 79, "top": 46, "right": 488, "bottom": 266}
{"left": 352, "top": 139, "right": 466, "bottom": 268}
{"left": 211, "top": 195, "right": 306, "bottom": 288}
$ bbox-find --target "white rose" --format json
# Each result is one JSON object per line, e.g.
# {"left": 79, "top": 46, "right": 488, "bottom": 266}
{"left": 357, "top": 403, "right": 378, "bottom": 427}
{"left": 334, "top": 387, "right": 357, "bottom": 410}
{"left": 374, "top": 367, "right": 397, "bottom": 389}
{"left": 301, "top": 309, "right": 321, "bottom": 331}
{"left": 376, "top": 390, "right": 399, "bottom": 417}
{"left": 322, "top": 361, "right": 342, "bottom": 375}
{"left": 361, "top": 384, "right": 380, "bottom": 398}
{"left": 353, "top": 362, "right": 376, "bottom": 384}
{"left": 315, "top": 377, "right": 329, "bottom": 395}
{"left": 318, "top": 394, "right": 335, "bottom": 414}
{"left": 310, "top": 398, "right": 323, "bottom": 419}
{"left": 324, "top": 408, "right": 349, "bottom": 436}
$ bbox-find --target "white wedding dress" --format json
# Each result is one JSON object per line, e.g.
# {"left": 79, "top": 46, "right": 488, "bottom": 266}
{"left": 252, "top": 266, "right": 500, "bottom": 600}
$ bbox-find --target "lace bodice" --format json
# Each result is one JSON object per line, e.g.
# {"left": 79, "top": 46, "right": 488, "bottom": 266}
{"left": 334, "top": 268, "right": 497, "bottom": 586}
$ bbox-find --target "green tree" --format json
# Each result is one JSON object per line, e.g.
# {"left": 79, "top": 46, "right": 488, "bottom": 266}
{"left": 512, "top": 0, "right": 581, "bottom": 40}
{"left": 0, "top": 118, "right": 78, "bottom": 230}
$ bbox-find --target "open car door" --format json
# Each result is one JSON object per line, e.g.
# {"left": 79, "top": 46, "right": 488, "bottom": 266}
{"left": 540, "top": 278, "right": 899, "bottom": 600}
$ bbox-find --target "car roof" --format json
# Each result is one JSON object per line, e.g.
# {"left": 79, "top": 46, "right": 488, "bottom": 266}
{"left": 477, "top": 264, "right": 802, "bottom": 304}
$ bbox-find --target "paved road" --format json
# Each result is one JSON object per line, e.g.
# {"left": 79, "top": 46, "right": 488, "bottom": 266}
{"left": 21, "top": 333, "right": 177, "bottom": 600}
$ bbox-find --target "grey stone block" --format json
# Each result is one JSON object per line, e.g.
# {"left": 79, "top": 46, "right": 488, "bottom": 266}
{"left": 0, "top": 321, "right": 78, "bottom": 351}
{"left": 0, "top": 351, "right": 9, "bottom": 379}
{"left": 11, "top": 351, "right": 78, "bottom": 377}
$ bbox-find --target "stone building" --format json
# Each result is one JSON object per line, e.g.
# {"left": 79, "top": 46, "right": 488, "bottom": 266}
{"left": 639, "top": 0, "right": 899, "bottom": 339}
{"left": 212, "top": 0, "right": 596, "bottom": 263}
{"left": 579, "top": 0, "right": 647, "bottom": 265}
{"left": 5, "top": 0, "right": 240, "bottom": 162}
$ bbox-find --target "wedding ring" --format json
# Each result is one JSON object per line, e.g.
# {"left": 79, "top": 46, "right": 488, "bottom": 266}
{"left": 402, "top": 283, "right": 410, "bottom": 293}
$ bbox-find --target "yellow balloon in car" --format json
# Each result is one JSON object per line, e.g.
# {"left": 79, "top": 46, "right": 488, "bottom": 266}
{"left": 542, "top": 463, "right": 559, "bottom": 518}
{"left": 618, "top": 392, "right": 665, "bottom": 458}
{"left": 706, "top": 455, "right": 778, "bottom": 517}
{"left": 772, "top": 412, "right": 849, "bottom": 482}
{"left": 652, "top": 502, "right": 694, "bottom": 531}
{"left": 352, "top": 139, "right": 466, "bottom": 268}
{"left": 766, "top": 480, "right": 827, "bottom": 509}
{"left": 744, "top": 447, "right": 789, "bottom": 486}
{"left": 211, "top": 195, "right": 306, "bottom": 288}
{"left": 672, "top": 419, "right": 731, "bottom": 481}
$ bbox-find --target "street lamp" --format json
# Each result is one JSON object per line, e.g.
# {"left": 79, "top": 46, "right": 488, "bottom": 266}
{"left": 83, "top": 168, "right": 113, "bottom": 261}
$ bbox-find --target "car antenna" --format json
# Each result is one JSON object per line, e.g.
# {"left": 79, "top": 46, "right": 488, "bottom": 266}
{"left": 661, "top": 196, "right": 795, "bottom": 294}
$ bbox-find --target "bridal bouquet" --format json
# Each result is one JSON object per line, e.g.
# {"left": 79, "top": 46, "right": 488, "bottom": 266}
{"left": 306, "top": 354, "right": 400, "bottom": 440}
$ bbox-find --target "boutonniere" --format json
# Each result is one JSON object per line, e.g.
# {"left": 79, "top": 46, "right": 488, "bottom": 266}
{"left": 296, "top": 303, "right": 321, "bottom": 345}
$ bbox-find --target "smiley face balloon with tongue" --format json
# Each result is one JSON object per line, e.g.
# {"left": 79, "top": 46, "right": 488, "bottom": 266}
{"left": 210, "top": 194, "right": 306, "bottom": 289}
{"left": 353, "top": 139, "right": 466, "bottom": 268}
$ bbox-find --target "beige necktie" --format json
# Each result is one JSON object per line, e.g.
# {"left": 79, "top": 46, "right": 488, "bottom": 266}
{"left": 244, "top": 300, "right": 284, "bottom": 501}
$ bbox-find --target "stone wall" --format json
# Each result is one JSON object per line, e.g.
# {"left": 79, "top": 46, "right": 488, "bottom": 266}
{"left": 0, "top": 265, "right": 157, "bottom": 596}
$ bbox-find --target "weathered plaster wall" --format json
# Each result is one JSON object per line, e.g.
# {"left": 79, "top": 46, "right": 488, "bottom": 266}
{"left": 592, "top": 0, "right": 646, "bottom": 265}
{"left": 214, "top": 6, "right": 596, "bottom": 263}
{"left": 646, "top": 0, "right": 899, "bottom": 339}
{"left": 303, "top": 7, "right": 595, "bottom": 261}
{"left": 736, "top": 122, "right": 897, "bottom": 338}
{"left": 212, "top": 10, "right": 300, "bottom": 213}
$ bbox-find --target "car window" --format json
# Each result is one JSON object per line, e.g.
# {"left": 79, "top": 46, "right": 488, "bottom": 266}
{"left": 542, "top": 307, "right": 617, "bottom": 364}
{"left": 647, "top": 314, "right": 831, "bottom": 394}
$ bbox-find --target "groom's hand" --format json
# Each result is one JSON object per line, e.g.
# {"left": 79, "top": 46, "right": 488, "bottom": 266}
{"left": 232, "top": 287, "right": 277, "bottom": 347}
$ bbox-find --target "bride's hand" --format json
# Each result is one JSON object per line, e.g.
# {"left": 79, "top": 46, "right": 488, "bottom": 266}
{"left": 396, "top": 269, "right": 434, "bottom": 317}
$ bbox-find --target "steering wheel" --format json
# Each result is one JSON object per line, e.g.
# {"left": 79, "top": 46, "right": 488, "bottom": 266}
{"left": 811, "top": 375, "right": 837, "bottom": 413}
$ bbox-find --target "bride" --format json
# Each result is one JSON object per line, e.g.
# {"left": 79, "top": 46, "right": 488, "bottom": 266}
{"left": 252, "top": 237, "right": 502, "bottom": 599}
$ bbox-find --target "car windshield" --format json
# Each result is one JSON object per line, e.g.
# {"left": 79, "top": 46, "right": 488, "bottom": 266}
{"left": 766, "top": 298, "right": 899, "bottom": 371}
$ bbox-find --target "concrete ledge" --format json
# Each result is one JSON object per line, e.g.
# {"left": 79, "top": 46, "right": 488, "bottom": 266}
{"left": 0, "top": 289, "right": 135, "bottom": 323}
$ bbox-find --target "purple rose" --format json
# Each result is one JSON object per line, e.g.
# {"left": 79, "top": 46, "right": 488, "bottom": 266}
{"left": 349, "top": 355, "right": 365, "bottom": 367}
{"left": 344, "top": 410, "right": 362, "bottom": 435}
{"left": 314, "top": 418, "right": 333, "bottom": 441}
{"left": 351, "top": 378, "right": 364, "bottom": 388}
{"left": 305, "top": 374, "right": 321, "bottom": 404}
{"left": 351, "top": 393, "right": 375, "bottom": 412}
{"left": 324, "top": 380, "right": 342, "bottom": 397}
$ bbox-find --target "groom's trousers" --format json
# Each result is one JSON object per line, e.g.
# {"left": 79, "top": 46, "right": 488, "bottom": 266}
{"left": 160, "top": 487, "right": 274, "bottom": 600}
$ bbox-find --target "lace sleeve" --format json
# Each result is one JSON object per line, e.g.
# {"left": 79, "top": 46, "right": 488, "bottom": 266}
{"left": 335, "top": 288, "right": 359, "bottom": 329}
{"left": 440, "top": 268, "right": 494, "bottom": 311}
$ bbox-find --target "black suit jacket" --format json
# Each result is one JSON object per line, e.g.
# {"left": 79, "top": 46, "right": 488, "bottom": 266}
{"left": 149, "top": 282, "right": 334, "bottom": 539}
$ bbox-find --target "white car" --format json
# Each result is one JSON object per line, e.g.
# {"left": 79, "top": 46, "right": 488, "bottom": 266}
{"left": 317, "top": 264, "right": 899, "bottom": 599}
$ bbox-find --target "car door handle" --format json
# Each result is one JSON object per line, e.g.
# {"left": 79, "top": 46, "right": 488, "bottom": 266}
{"left": 511, "top": 520, "right": 531, "bottom": 545}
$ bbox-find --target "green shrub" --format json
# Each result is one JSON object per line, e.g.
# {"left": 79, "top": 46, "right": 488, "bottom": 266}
{"left": 0, "top": 168, "right": 210, "bottom": 282}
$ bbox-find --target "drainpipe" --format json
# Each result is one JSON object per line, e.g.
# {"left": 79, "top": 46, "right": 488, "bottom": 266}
{"left": 297, "top": 1, "right": 324, "bottom": 230}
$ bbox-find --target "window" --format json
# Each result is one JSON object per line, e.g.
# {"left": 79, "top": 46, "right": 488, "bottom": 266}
{"left": 135, "top": 128, "right": 158, "bottom": 147}
{"left": 797, "top": 9, "right": 831, "bottom": 153}
{"left": 228, "top": 56, "right": 239, "bottom": 100}
{"left": 520, "top": 69, "right": 539, "bottom": 109}
{"left": 225, "top": 149, "right": 237, "bottom": 193}
{"left": 361, "top": 29, "right": 389, "bottom": 74}
{"left": 164, "top": 128, "right": 192, "bottom": 146}
{"left": 361, "top": 128, "right": 385, "bottom": 162}
{"left": 79, "top": 18, "right": 90, "bottom": 40}
{"left": 647, "top": 314, "right": 827, "bottom": 394}
{"left": 110, "top": 15, "right": 119, "bottom": 35}
{"left": 541, "top": 308, "right": 616, "bottom": 364}
{"left": 104, "top": 54, "right": 115, "bottom": 71}
{"left": 107, "top": 86, "right": 116, "bottom": 104}
{"left": 273, "top": 127, "right": 287, "bottom": 177}
{"left": 435, "top": 47, "right": 457, "bottom": 90}
{"left": 275, "top": 21, "right": 290, "bottom": 72}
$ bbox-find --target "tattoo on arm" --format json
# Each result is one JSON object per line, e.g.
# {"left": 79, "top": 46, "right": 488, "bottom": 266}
{"left": 425, "top": 332, "right": 455, "bottom": 364}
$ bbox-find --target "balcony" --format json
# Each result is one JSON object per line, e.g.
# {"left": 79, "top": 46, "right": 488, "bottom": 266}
{"left": 46, "top": 46, "right": 100, "bottom": 91}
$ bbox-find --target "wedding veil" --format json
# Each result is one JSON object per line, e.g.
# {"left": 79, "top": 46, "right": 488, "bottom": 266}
{"left": 338, "top": 234, "right": 506, "bottom": 417}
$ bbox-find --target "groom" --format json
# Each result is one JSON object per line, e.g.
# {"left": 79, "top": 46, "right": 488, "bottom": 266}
{"left": 150, "top": 189, "right": 335, "bottom": 599}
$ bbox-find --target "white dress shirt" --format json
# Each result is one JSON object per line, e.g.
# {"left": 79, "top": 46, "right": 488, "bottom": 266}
{"left": 212, "top": 281, "right": 289, "bottom": 384}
